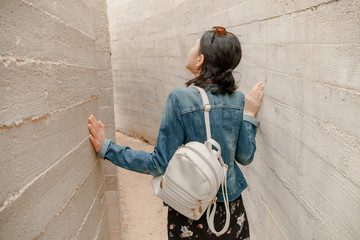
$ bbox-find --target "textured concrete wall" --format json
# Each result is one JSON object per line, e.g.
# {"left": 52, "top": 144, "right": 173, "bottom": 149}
{"left": 107, "top": 0, "right": 360, "bottom": 239}
{"left": 0, "top": 0, "right": 121, "bottom": 239}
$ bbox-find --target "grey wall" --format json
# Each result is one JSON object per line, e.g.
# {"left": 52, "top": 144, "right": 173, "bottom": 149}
{"left": 107, "top": 0, "right": 360, "bottom": 239}
{"left": 0, "top": 0, "right": 121, "bottom": 239}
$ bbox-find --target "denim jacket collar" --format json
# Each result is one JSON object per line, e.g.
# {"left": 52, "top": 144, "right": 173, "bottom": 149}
{"left": 201, "top": 83, "right": 218, "bottom": 92}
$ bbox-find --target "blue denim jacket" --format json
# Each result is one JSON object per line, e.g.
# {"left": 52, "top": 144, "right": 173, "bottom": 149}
{"left": 98, "top": 84, "right": 259, "bottom": 202}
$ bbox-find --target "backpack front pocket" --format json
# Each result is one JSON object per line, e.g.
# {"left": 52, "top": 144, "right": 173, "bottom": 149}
{"left": 162, "top": 179, "right": 198, "bottom": 208}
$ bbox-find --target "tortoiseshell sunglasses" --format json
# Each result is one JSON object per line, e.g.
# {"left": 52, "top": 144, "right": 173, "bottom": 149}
{"left": 211, "top": 26, "right": 226, "bottom": 44}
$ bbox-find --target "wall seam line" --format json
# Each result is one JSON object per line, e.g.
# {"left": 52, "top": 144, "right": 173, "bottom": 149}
{"left": 0, "top": 95, "right": 99, "bottom": 130}
{"left": 72, "top": 181, "right": 106, "bottom": 240}
{"left": 0, "top": 136, "right": 91, "bottom": 212}
{"left": 225, "top": 0, "right": 340, "bottom": 27}
{"left": 0, "top": 56, "right": 97, "bottom": 70}
{"left": 19, "top": 0, "right": 96, "bottom": 40}
{"left": 32, "top": 158, "right": 103, "bottom": 239}
{"left": 93, "top": 203, "right": 107, "bottom": 240}
{"left": 242, "top": 64, "right": 360, "bottom": 94}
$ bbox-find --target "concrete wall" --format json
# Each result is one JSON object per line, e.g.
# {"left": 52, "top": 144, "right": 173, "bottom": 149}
{"left": 107, "top": 0, "right": 360, "bottom": 239}
{"left": 0, "top": 0, "right": 121, "bottom": 239}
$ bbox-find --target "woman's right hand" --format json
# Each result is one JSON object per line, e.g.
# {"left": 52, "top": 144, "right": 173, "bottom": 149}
{"left": 88, "top": 115, "right": 106, "bottom": 153}
{"left": 244, "top": 82, "right": 264, "bottom": 118}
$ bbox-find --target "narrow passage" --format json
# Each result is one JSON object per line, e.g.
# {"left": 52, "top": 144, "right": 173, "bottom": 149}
{"left": 115, "top": 132, "right": 168, "bottom": 240}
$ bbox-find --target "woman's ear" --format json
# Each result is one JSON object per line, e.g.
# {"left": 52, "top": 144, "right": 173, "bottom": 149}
{"left": 195, "top": 54, "right": 204, "bottom": 70}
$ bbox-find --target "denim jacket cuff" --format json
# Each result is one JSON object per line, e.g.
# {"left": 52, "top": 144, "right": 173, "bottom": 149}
{"left": 97, "top": 138, "right": 112, "bottom": 159}
{"left": 243, "top": 115, "right": 259, "bottom": 128}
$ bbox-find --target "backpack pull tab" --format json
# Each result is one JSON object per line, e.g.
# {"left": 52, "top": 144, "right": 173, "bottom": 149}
{"left": 192, "top": 208, "right": 197, "bottom": 219}
{"left": 198, "top": 200, "right": 203, "bottom": 214}
{"left": 160, "top": 178, "right": 163, "bottom": 189}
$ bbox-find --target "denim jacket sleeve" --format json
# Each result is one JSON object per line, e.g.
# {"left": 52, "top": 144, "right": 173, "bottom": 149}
{"left": 235, "top": 91, "right": 259, "bottom": 166}
{"left": 235, "top": 114, "right": 258, "bottom": 166}
{"left": 97, "top": 91, "right": 185, "bottom": 176}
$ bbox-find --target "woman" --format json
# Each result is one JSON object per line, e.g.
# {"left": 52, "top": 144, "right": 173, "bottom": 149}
{"left": 88, "top": 26, "right": 264, "bottom": 239}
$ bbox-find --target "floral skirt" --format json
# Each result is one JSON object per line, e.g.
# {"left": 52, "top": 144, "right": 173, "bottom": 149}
{"left": 167, "top": 194, "right": 250, "bottom": 239}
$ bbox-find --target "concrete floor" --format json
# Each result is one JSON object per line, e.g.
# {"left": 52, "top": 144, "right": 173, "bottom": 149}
{"left": 115, "top": 132, "right": 168, "bottom": 240}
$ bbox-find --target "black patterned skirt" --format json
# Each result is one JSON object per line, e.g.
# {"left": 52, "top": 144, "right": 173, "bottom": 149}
{"left": 167, "top": 194, "right": 250, "bottom": 239}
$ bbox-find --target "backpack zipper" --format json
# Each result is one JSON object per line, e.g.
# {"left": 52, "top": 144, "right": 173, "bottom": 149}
{"left": 162, "top": 186, "right": 193, "bottom": 210}
{"left": 163, "top": 178, "right": 198, "bottom": 208}
{"left": 166, "top": 175, "right": 199, "bottom": 201}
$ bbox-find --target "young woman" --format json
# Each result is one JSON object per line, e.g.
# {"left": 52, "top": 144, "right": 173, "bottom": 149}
{"left": 88, "top": 26, "right": 264, "bottom": 239}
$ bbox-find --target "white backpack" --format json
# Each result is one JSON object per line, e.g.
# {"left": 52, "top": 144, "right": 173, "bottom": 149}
{"left": 152, "top": 86, "right": 230, "bottom": 235}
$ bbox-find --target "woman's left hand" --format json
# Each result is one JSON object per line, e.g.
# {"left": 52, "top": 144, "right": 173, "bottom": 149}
{"left": 88, "top": 115, "right": 105, "bottom": 153}
{"left": 244, "top": 82, "right": 264, "bottom": 117}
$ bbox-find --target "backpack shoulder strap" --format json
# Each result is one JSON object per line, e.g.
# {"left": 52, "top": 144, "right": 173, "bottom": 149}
{"left": 192, "top": 86, "right": 212, "bottom": 141}
{"left": 192, "top": 86, "right": 230, "bottom": 236}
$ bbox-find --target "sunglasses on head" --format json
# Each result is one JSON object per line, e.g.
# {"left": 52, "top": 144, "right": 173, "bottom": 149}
{"left": 211, "top": 26, "right": 227, "bottom": 44}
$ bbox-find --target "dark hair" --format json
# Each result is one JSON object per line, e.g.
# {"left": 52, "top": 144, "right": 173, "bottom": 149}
{"left": 186, "top": 29, "right": 242, "bottom": 95}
